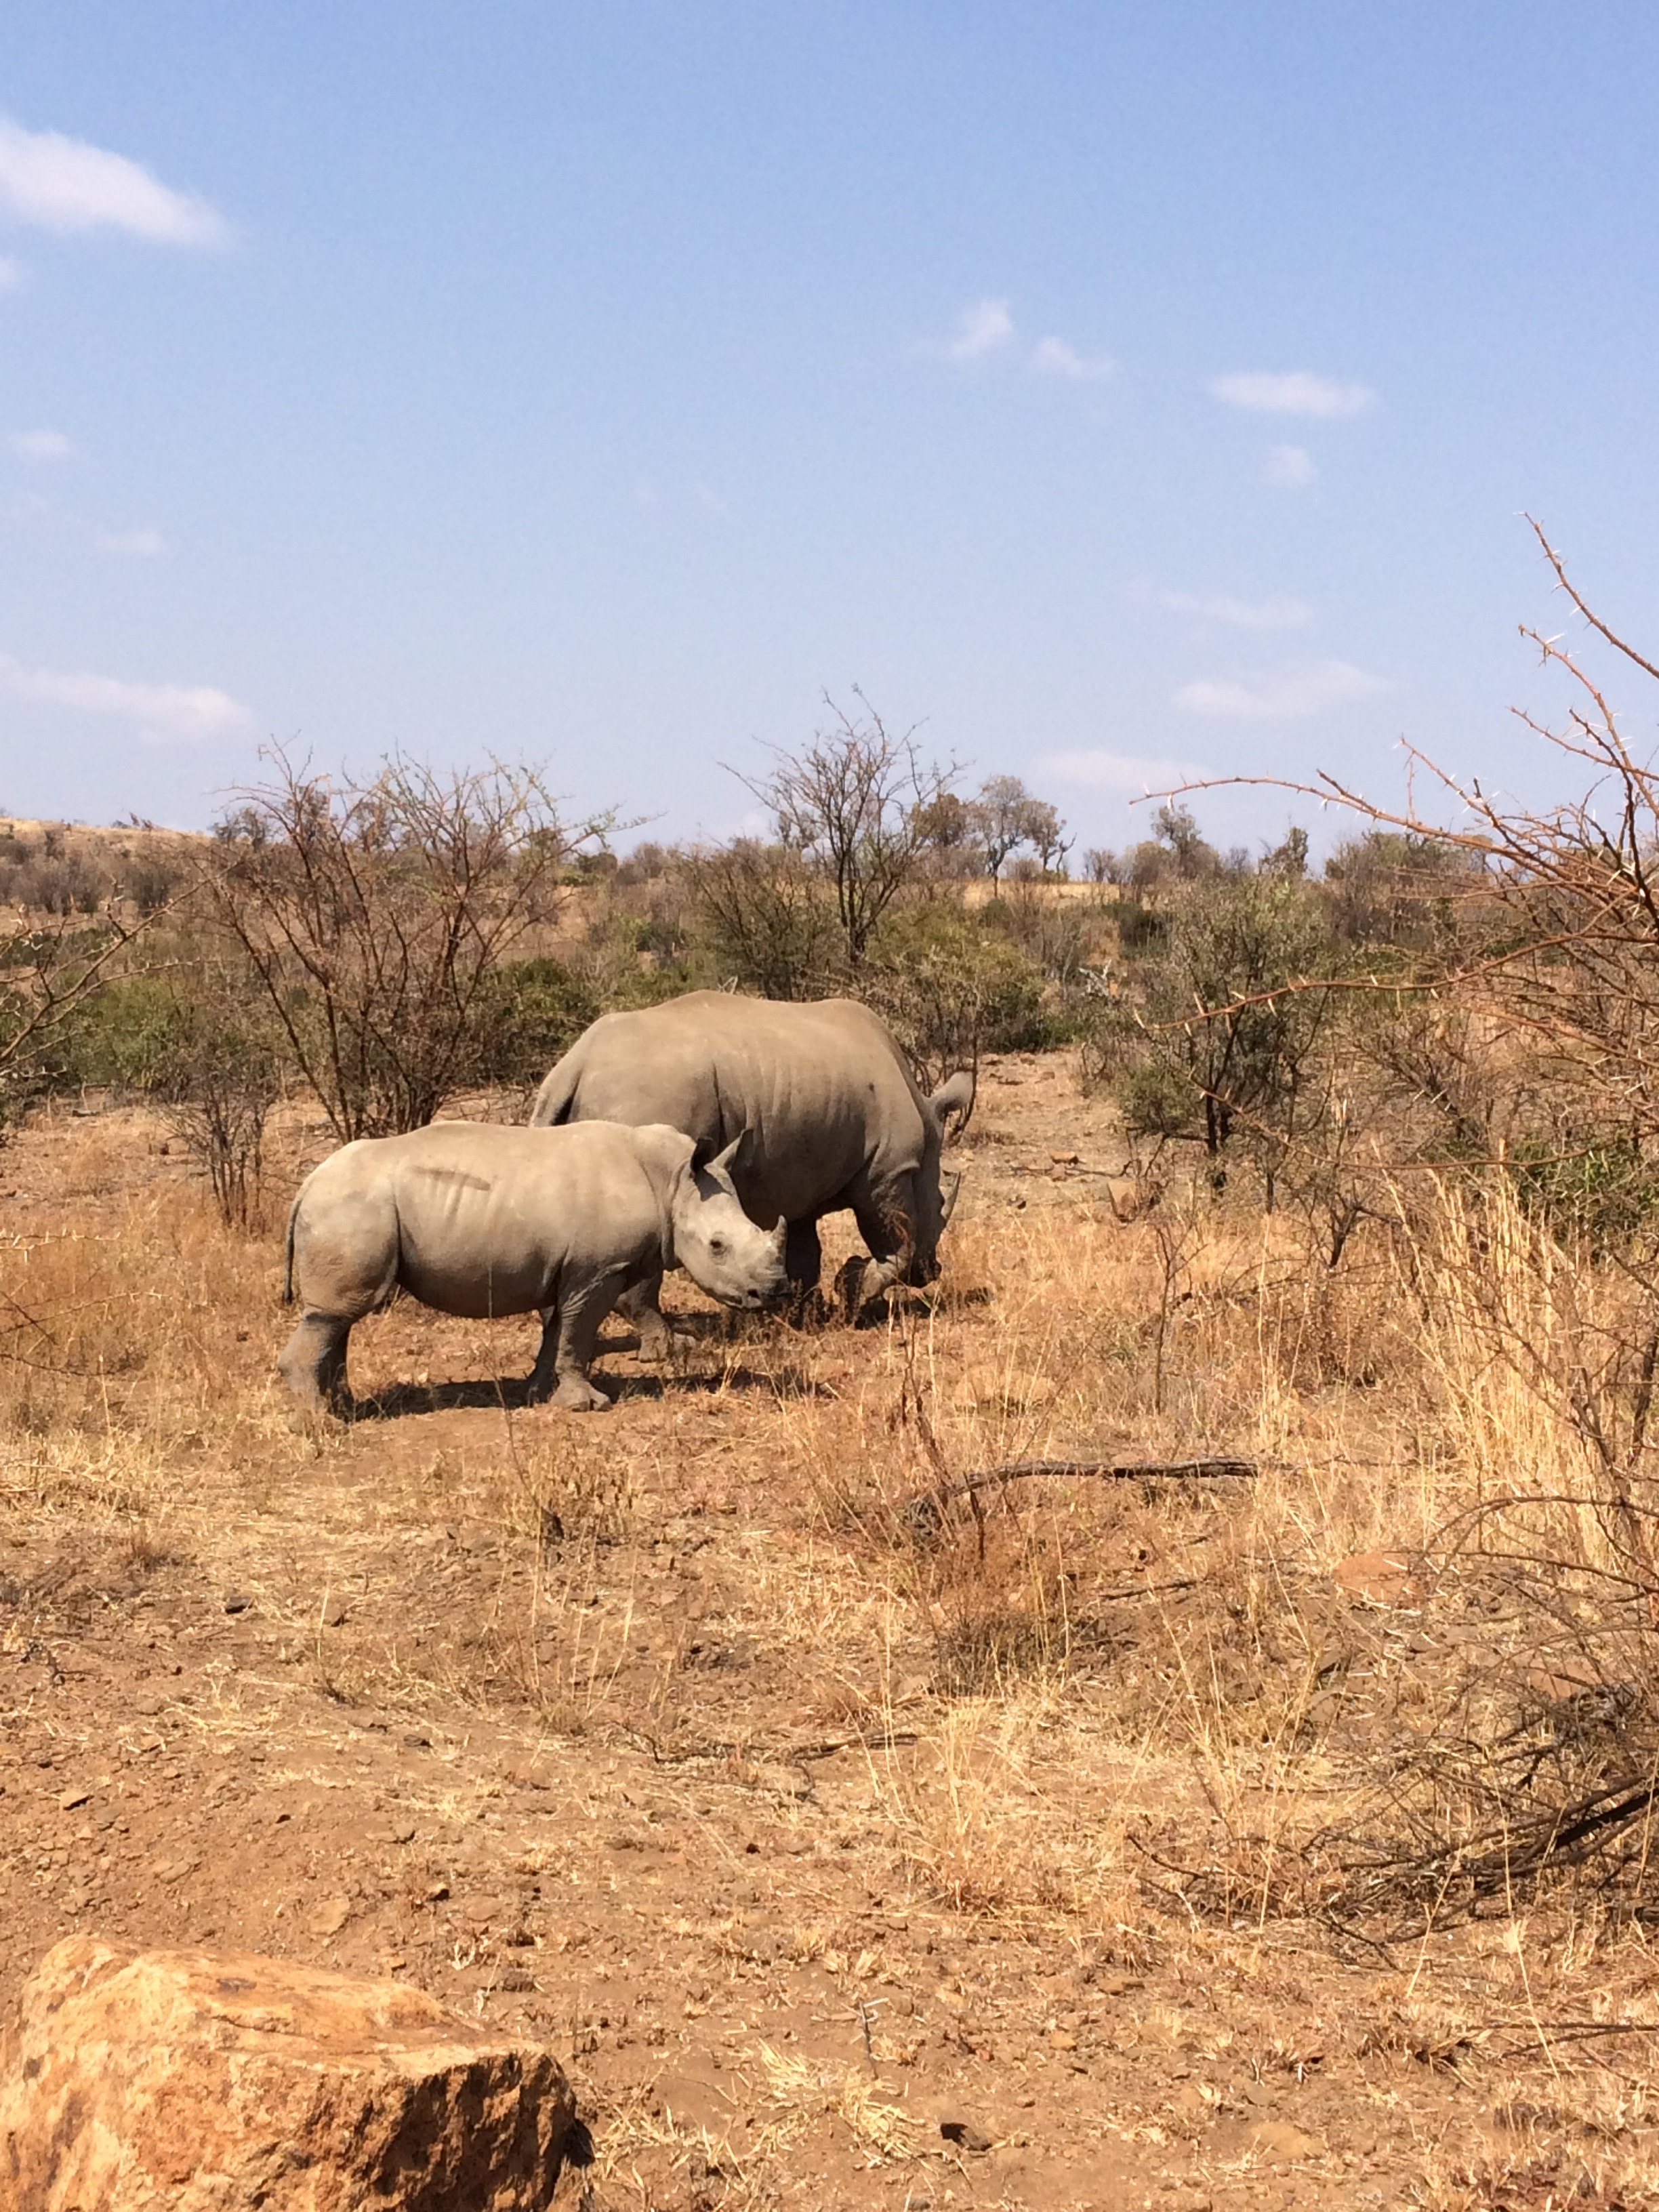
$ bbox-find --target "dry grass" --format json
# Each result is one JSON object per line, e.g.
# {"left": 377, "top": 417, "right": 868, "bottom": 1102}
{"left": 11, "top": 1088, "right": 1659, "bottom": 2200}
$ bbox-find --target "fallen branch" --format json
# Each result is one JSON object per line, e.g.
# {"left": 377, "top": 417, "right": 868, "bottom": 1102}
{"left": 907, "top": 1456, "right": 1256, "bottom": 1538}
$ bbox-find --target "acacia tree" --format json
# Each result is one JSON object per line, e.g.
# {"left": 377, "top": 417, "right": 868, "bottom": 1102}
{"left": 204, "top": 750, "right": 611, "bottom": 1139}
{"left": 968, "top": 775, "right": 1071, "bottom": 881}
{"left": 736, "top": 693, "right": 958, "bottom": 967}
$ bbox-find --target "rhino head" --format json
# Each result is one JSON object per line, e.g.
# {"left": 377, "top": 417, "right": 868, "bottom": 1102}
{"left": 907, "top": 1069, "right": 976, "bottom": 1286}
{"left": 671, "top": 1133, "right": 790, "bottom": 1309}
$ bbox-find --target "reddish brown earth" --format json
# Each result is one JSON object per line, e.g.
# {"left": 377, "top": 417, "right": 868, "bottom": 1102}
{"left": 0, "top": 1058, "right": 1652, "bottom": 2209}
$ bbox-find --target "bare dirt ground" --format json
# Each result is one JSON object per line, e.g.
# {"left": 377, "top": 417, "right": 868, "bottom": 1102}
{"left": 3, "top": 1055, "right": 1657, "bottom": 2209}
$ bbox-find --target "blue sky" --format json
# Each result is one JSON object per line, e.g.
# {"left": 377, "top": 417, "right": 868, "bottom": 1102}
{"left": 4, "top": 3, "right": 1659, "bottom": 856}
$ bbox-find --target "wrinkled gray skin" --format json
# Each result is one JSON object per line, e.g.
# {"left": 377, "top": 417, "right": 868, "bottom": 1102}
{"left": 529, "top": 992, "right": 974, "bottom": 1355}
{"left": 279, "top": 1120, "right": 788, "bottom": 1416}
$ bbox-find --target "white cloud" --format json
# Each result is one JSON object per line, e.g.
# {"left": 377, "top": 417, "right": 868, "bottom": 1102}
{"left": 1158, "top": 588, "right": 1313, "bottom": 631}
{"left": 0, "top": 118, "right": 228, "bottom": 246}
{"left": 0, "top": 651, "right": 250, "bottom": 740}
{"left": 1211, "top": 370, "right": 1375, "bottom": 418}
{"left": 947, "top": 297, "right": 1015, "bottom": 360}
{"left": 1264, "top": 443, "right": 1316, "bottom": 489}
{"left": 1174, "top": 659, "right": 1387, "bottom": 720}
{"left": 1029, "top": 335, "right": 1113, "bottom": 380}
{"left": 1042, "top": 747, "right": 1208, "bottom": 793}
{"left": 95, "top": 527, "right": 165, "bottom": 557}
{"left": 0, "top": 256, "right": 22, "bottom": 292}
{"left": 11, "top": 428, "right": 75, "bottom": 463}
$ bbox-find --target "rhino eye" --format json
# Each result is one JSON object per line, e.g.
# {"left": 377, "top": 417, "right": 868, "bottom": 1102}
{"left": 710, "top": 1236, "right": 726, "bottom": 1254}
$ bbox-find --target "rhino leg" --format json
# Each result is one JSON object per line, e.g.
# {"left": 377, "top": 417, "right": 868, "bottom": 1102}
{"left": 614, "top": 1275, "right": 692, "bottom": 1362}
{"left": 277, "top": 1313, "right": 354, "bottom": 1420}
{"left": 843, "top": 1184, "right": 920, "bottom": 1315}
{"left": 528, "top": 1275, "right": 625, "bottom": 1411}
{"left": 785, "top": 1217, "right": 823, "bottom": 1295}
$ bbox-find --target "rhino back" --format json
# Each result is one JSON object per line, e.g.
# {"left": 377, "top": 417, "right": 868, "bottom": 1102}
{"left": 348, "top": 1123, "right": 665, "bottom": 1319}
{"left": 552, "top": 994, "right": 929, "bottom": 1221}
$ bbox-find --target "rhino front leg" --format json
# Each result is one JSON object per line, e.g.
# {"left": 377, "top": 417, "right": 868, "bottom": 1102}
{"left": 529, "top": 1275, "right": 626, "bottom": 1410}
{"left": 842, "top": 1186, "right": 918, "bottom": 1317}
{"left": 277, "top": 1313, "right": 354, "bottom": 1420}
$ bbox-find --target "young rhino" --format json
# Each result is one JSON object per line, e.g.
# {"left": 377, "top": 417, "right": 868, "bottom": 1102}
{"left": 279, "top": 1120, "right": 787, "bottom": 1416}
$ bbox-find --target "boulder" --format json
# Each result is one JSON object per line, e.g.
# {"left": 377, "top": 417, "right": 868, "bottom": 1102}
{"left": 0, "top": 1936, "right": 583, "bottom": 2210}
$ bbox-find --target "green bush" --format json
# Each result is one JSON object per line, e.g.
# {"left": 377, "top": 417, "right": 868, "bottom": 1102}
{"left": 474, "top": 958, "right": 600, "bottom": 1090}
{"left": 59, "top": 975, "right": 194, "bottom": 1092}
{"left": 865, "top": 903, "right": 1046, "bottom": 1088}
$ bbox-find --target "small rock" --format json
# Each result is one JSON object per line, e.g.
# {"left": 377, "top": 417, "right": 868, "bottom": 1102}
{"left": 320, "top": 1597, "right": 350, "bottom": 1629}
{"left": 388, "top": 1821, "right": 417, "bottom": 1845}
{"left": 58, "top": 1786, "right": 90, "bottom": 1811}
{"left": 1332, "top": 1548, "right": 1433, "bottom": 1609}
{"left": 939, "top": 2113, "right": 994, "bottom": 2152}
{"left": 222, "top": 1593, "right": 252, "bottom": 1616}
{"left": 402, "top": 1732, "right": 432, "bottom": 1750}
{"left": 1050, "top": 1151, "right": 1080, "bottom": 1165}
{"left": 154, "top": 1858, "right": 197, "bottom": 1885}
{"left": 0, "top": 1936, "right": 582, "bottom": 2210}
{"left": 424, "top": 1881, "right": 451, "bottom": 1903}
{"left": 308, "top": 1893, "right": 353, "bottom": 1939}
{"left": 1248, "top": 2118, "right": 1325, "bottom": 2161}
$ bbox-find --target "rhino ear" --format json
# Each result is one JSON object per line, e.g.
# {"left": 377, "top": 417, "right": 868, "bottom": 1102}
{"left": 708, "top": 1132, "right": 745, "bottom": 1180}
{"left": 930, "top": 1069, "right": 975, "bottom": 1137}
{"left": 691, "top": 1131, "right": 745, "bottom": 1180}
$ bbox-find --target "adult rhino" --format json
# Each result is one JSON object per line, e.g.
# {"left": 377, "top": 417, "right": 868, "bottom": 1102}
{"left": 528, "top": 992, "right": 973, "bottom": 1351}
{"left": 279, "top": 1120, "right": 787, "bottom": 1416}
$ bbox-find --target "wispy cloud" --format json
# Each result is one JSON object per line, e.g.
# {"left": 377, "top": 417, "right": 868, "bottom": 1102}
{"left": 1212, "top": 370, "right": 1374, "bottom": 418}
{"left": 947, "top": 297, "right": 1016, "bottom": 360}
{"left": 1174, "top": 659, "right": 1387, "bottom": 720}
{"left": 0, "top": 256, "right": 22, "bottom": 293}
{"left": 1030, "top": 334, "right": 1113, "bottom": 380}
{"left": 1158, "top": 588, "right": 1313, "bottom": 632}
{"left": 1042, "top": 747, "right": 1208, "bottom": 793}
{"left": 95, "top": 527, "right": 165, "bottom": 558}
{"left": 0, "top": 118, "right": 229, "bottom": 247}
{"left": 1264, "top": 443, "right": 1316, "bottom": 489}
{"left": 11, "top": 428, "right": 75, "bottom": 463}
{"left": 0, "top": 651, "right": 250, "bottom": 739}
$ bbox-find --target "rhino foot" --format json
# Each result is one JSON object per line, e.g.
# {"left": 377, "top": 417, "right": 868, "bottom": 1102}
{"left": 539, "top": 1373, "right": 613, "bottom": 1412}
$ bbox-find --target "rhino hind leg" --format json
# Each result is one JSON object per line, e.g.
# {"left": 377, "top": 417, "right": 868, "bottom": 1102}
{"left": 277, "top": 1313, "right": 354, "bottom": 1422}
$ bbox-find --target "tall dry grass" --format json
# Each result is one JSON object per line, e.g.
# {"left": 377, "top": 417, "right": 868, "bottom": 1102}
{"left": 7, "top": 1108, "right": 1659, "bottom": 1953}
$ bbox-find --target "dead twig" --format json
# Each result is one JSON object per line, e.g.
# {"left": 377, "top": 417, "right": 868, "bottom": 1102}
{"left": 906, "top": 1456, "right": 1256, "bottom": 1540}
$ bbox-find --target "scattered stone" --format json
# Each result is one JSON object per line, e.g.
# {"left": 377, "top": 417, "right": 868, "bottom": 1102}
{"left": 0, "top": 1935, "right": 583, "bottom": 2211}
{"left": 222, "top": 1592, "right": 252, "bottom": 1615}
{"left": 1332, "top": 1548, "right": 1433, "bottom": 1609}
{"left": 57, "top": 1785, "right": 90, "bottom": 1811}
{"left": 388, "top": 1820, "right": 417, "bottom": 1845}
{"left": 1050, "top": 1151, "right": 1080, "bottom": 1165}
{"left": 1248, "top": 2118, "right": 1325, "bottom": 2161}
{"left": 308, "top": 1893, "right": 354, "bottom": 1939}
{"left": 424, "top": 1880, "right": 451, "bottom": 1903}
{"left": 321, "top": 1597, "right": 350, "bottom": 1628}
{"left": 154, "top": 1858, "right": 197, "bottom": 1885}
{"left": 939, "top": 2113, "right": 994, "bottom": 2152}
{"left": 403, "top": 1732, "right": 432, "bottom": 1749}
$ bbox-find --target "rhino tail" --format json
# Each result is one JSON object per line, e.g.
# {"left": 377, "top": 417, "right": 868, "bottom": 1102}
{"left": 529, "top": 1045, "right": 583, "bottom": 1127}
{"left": 282, "top": 1193, "right": 301, "bottom": 1305}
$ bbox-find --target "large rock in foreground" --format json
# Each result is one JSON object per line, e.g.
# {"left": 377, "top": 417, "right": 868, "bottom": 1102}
{"left": 0, "top": 1936, "right": 581, "bottom": 2210}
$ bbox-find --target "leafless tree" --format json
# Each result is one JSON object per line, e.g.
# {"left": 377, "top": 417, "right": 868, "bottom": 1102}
{"left": 203, "top": 749, "right": 611, "bottom": 1140}
{"left": 735, "top": 693, "right": 958, "bottom": 966}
